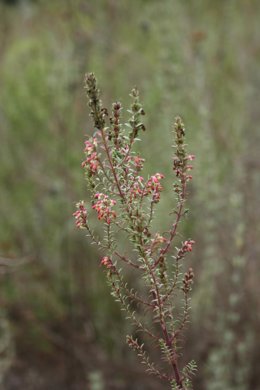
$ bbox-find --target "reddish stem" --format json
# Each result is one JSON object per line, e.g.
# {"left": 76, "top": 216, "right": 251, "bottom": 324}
{"left": 100, "top": 125, "right": 184, "bottom": 388}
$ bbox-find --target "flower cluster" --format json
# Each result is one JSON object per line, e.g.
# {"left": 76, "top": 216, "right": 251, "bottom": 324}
{"left": 145, "top": 173, "right": 164, "bottom": 203}
{"left": 82, "top": 137, "right": 99, "bottom": 175}
{"left": 73, "top": 201, "right": 88, "bottom": 229}
{"left": 182, "top": 239, "right": 195, "bottom": 253}
{"left": 176, "top": 240, "right": 195, "bottom": 261}
{"left": 129, "top": 176, "right": 145, "bottom": 201}
{"left": 92, "top": 193, "right": 116, "bottom": 224}
{"left": 133, "top": 155, "right": 145, "bottom": 171}
{"left": 84, "top": 138, "right": 97, "bottom": 153}
{"left": 127, "top": 173, "right": 164, "bottom": 204}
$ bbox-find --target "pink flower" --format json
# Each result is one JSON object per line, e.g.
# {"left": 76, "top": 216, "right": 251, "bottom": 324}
{"left": 186, "top": 174, "right": 193, "bottom": 182}
{"left": 73, "top": 201, "right": 88, "bottom": 228}
{"left": 145, "top": 173, "right": 164, "bottom": 203}
{"left": 129, "top": 176, "right": 145, "bottom": 201}
{"left": 182, "top": 240, "right": 195, "bottom": 253}
{"left": 84, "top": 137, "right": 97, "bottom": 154}
{"left": 92, "top": 193, "right": 117, "bottom": 224}
{"left": 176, "top": 239, "right": 195, "bottom": 259}
{"left": 133, "top": 156, "right": 145, "bottom": 171}
{"left": 82, "top": 151, "right": 100, "bottom": 174}
{"left": 100, "top": 256, "right": 114, "bottom": 269}
{"left": 82, "top": 138, "right": 99, "bottom": 175}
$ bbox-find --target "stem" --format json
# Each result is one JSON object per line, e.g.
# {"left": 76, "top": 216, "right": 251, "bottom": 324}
{"left": 138, "top": 236, "right": 184, "bottom": 388}
{"left": 100, "top": 128, "right": 126, "bottom": 202}
{"left": 114, "top": 251, "right": 140, "bottom": 270}
{"left": 154, "top": 182, "right": 186, "bottom": 270}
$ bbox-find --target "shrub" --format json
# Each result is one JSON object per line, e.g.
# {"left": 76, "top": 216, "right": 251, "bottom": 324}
{"left": 73, "top": 73, "right": 196, "bottom": 389}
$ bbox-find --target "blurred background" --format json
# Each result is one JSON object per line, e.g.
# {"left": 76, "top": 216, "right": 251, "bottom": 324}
{"left": 0, "top": 0, "right": 259, "bottom": 389}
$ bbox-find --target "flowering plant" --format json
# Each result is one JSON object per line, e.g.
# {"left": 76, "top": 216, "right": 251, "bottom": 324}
{"left": 74, "top": 73, "right": 196, "bottom": 389}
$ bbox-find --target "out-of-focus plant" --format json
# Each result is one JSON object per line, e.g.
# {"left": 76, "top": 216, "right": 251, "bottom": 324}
{"left": 140, "top": 2, "right": 260, "bottom": 389}
{"left": 89, "top": 370, "right": 104, "bottom": 390}
{"left": 73, "top": 73, "right": 197, "bottom": 389}
{"left": 0, "top": 310, "right": 14, "bottom": 386}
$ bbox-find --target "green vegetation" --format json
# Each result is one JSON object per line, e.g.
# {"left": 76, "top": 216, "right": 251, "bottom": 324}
{"left": 0, "top": 1, "right": 259, "bottom": 389}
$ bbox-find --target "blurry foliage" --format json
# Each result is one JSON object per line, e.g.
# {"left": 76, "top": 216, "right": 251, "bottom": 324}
{"left": 0, "top": 0, "right": 259, "bottom": 389}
